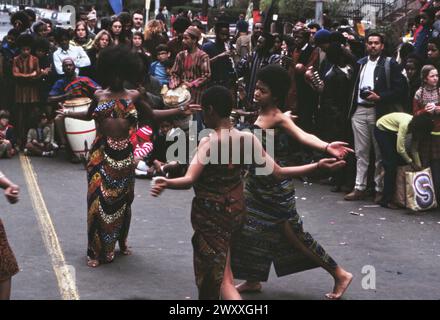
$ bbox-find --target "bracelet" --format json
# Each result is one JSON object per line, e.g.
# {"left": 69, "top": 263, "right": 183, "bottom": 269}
{"left": 324, "top": 143, "right": 330, "bottom": 153}
{"left": 179, "top": 104, "right": 186, "bottom": 112}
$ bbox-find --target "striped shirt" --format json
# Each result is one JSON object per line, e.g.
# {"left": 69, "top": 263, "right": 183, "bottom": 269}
{"left": 169, "top": 48, "right": 211, "bottom": 105}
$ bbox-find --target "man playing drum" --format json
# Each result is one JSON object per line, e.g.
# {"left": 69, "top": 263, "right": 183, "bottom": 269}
{"left": 49, "top": 58, "right": 99, "bottom": 163}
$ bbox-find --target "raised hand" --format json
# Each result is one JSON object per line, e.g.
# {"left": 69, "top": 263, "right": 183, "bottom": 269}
{"left": 326, "top": 141, "right": 354, "bottom": 160}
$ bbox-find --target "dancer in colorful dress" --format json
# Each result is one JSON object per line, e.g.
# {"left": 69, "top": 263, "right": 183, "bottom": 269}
{"left": 230, "top": 65, "right": 353, "bottom": 300}
{"left": 0, "top": 170, "right": 20, "bottom": 300}
{"left": 150, "top": 85, "right": 346, "bottom": 300}
{"left": 58, "top": 46, "right": 200, "bottom": 267}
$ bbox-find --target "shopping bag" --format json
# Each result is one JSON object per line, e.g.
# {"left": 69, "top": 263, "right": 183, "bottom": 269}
{"left": 405, "top": 167, "right": 437, "bottom": 211}
{"left": 393, "top": 165, "right": 412, "bottom": 208}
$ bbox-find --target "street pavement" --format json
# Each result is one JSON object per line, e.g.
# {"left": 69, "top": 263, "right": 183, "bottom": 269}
{"left": 1, "top": 153, "right": 439, "bottom": 300}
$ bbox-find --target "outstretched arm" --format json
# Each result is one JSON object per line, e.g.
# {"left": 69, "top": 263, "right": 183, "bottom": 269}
{"left": 279, "top": 113, "right": 353, "bottom": 159}
{"left": 150, "top": 137, "right": 210, "bottom": 196}
{"left": 250, "top": 133, "right": 346, "bottom": 180}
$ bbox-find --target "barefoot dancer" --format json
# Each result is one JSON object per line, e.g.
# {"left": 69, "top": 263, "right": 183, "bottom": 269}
{"left": 151, "top": 86, "right": 346, "bottom": 300}
{"left": 231, "top": 65, "right": 353, "bottom": 299}
{"left": 58, "top": 46, "right": 199, "bottom": 268}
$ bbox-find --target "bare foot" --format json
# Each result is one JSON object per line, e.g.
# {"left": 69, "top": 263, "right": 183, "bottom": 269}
{"left": 87, "top": 258, "right": 100, "bottom": 268}
{"left": 325, "top": 271, "right": 353, "bottom": 300}
{"left": 120, "top": 242, "right": 132, "bottom": 255}
{"left": 104, "top": 252, "right": 115, "bottom": 263}
{"left": 121, "top": 247, "right": 132, "bottom": 255}
{"left": 235, "top": 281, "right": 262, "bottom": 293}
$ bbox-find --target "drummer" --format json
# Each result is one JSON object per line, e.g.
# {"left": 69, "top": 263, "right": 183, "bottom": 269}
{"left": 48, "top": 58, "right": 99, "bottom": 162}
{"left": 169, "top": 26, "right": 211, "bottom": 134}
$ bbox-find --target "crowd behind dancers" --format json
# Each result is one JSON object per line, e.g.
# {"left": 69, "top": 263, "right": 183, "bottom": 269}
{"left": 1, "top": 1, "right": 440, "bottom": 300}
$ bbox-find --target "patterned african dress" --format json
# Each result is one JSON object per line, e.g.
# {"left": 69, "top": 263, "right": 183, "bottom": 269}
{"left": 0, "top": 219, "right": 19, "bottom": 282}
{"left": 86, "top": 99, "right": 137, "bottom": 262}
{"left": 0, "top": 171, "right": 19, "bottom": 281}
{"left": 191, "top": 162, "right": 246, "bottom": 300}
{"left": 230, "top": 126, "right": 338, "bottom": 282}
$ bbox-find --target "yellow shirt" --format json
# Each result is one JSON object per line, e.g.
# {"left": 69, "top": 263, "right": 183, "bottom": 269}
{"left": 376, "top": 112, "right": 421, "bottom": 166}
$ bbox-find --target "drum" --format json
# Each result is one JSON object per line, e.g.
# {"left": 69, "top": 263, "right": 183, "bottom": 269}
{"left": 63, "top": 97, "right": 96, "bottom": 160}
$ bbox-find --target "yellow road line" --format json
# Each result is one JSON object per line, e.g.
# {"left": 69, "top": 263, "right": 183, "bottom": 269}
{"left": 20, "top": 154, "right": 80, "bottom": 300}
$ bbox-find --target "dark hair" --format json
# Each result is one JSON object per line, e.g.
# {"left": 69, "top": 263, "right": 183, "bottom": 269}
{"left": 100, "top": 17, "right": 112, "bottom": 31}
{"left": 201, "top": 86, "right": 233, "bottom": 118}
{"left": 366, "top": 32, "right": 385, "bottom": 44}
{"left": 16, "top": 34, "right": 34, "bottom": 49}
{"left": 295, "top": 28, "right": 311, "bottom": 42}
{"left": 215, "top": 22, "right": 229, "bottom": 33}
{"left": 326, "top": 43, "right": 345, "bottom": 65}
{"left": 33, "top": 37, "right": 50, "bottom": 53}
{"left": 173, "top": 16, "right": 191, "bottom": 33}
{"left": 133, "top": 31, "right": 144, "bottom": 40}
{"left": 10, "top": 11, "right": 31, "bottom": 30}
{"left": 340, "top": 18, "right": 349, "bottom": 26}
{"left": 428, "top": 37, "right": 440, "bottom": 51}
{"left": 400, "top": 42, "right": 415, "bottom": 57}
{"left": 118, "top": 11, "right": 132, "bottom": 26}
{"left": 132, "top": 9, "right": 143, "bottom": 17}
{"left": 24, "top": 9, "right": 36, "bottom": 22}
{"left": 257, "top": 65, "right": 291, "bottom": 108}
{"left": 54, "top": 27, "right": 71, "bottom": 43}
{"left": 156, "top": 43, "right": 169, "bottom": 53}
{"left": 192, "top": 19, "right": 203, "bottom": 30}
{"left": 97, "top": 45, "right": 143, "bottom": 87}
{"left": 41, "top": 18, "right": 53, "bottom": 29}
{"left": 307, "top": 23, "right": 321, "bottom": 30}
{"left": 330, "top": 31, "right": 347, "bottom": 45}
{"left": 410, "top": 113, "right": 434, "bottom": 136}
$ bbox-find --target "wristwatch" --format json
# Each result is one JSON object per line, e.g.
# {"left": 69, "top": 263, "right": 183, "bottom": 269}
{"left": 179, "top": 104, "right": 186, "bottom": 112}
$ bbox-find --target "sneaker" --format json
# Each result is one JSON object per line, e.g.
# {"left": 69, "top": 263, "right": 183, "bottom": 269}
{"left": 344, "top": 189, "right": 367, "bottom": 201}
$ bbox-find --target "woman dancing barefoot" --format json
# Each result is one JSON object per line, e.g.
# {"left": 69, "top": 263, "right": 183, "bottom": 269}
{"left": 59, "top": 46, "right": 199, "bottom": 268}
{"left": 151, "top": 86, "right": 346, "bottom": 300}
{"left": 231, "top": 65, "right": 353, "bottom": 300}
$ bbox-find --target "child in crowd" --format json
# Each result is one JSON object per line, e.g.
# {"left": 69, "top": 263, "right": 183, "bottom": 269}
{"left": 0, "top": 110, "right": 17, "bottom": 158}
{"left": 150, "top": 44, "right": 171, "bottom": 86}
{"left": 131, "top": 125, "right": 154, "bottom": 177}
{"left": 132, "top": 31, "right": 149, "bottom": 57}
{"left": 24, "top": 112, "right": 54, "bottom": 157}
{"left": 12, "top": 34, "right": 40, "bottom": 147}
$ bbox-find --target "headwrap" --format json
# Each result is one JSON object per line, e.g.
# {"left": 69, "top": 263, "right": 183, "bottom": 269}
{"left": 184, "top": 26, "right": 201, "bottom": 40}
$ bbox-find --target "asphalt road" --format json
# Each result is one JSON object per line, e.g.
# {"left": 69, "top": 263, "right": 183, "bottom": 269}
{"left": 1, "top": 152, "right": 439, "bottom": 300}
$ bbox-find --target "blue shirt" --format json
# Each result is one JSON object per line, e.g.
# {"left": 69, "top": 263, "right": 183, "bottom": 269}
{"left": 150, "top": 61, "right": 169, "bottom": 85}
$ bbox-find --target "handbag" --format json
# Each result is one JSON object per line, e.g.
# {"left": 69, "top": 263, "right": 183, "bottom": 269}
{"left": 405, "top": 167, "right": 438, "bottom": 211}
